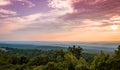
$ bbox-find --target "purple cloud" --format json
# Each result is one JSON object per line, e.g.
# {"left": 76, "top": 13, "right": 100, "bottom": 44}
{"left": 0, "top": 0, "right": 120, "bottom": 41}
{"left": 61, "top": 0, "right": 120, "bottom": 20}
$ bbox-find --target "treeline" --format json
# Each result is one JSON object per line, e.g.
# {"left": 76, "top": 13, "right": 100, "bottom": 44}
{"left": 0, "top": 45, "right": 120, "bottom": 70}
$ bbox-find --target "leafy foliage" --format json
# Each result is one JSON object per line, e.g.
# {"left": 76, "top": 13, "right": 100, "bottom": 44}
{"left": 68, "top": 45, "right": 83, "bottom": 59}
{"left": 0, "top": 45, "right": 120, "bottom": 70}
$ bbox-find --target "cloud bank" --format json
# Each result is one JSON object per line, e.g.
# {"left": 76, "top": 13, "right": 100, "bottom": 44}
{"left": 0, "top": 0, "right": 120, "bottom": 41}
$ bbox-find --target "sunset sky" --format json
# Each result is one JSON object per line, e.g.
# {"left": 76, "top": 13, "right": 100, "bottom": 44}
{"left": 0, "top": 0, "right": 120, "bottom": 41}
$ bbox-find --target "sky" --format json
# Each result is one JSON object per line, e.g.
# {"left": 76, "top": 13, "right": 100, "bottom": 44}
{"left": 0, "top": 0, "right": 120, "bottom": 42}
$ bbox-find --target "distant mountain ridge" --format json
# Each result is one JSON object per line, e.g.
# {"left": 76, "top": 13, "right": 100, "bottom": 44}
{"left": 0, "top": 41, "right": 120, "bottom": 53}
{"left": 0, "top": 43, "right": 66, "bottom": 50}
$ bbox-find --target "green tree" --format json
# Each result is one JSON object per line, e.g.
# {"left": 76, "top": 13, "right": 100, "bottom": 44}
{"left": 43, "top": 62, "right": 59, "bottom": 70}
{"left": 90, "top": 52, "right": 110, "bottom": 70}
{"left": 114, "top": 45, "right": 120, "bottom": 58}
{"left": 19, "top": 56, "right": 29, "bottom": 64}
{"left": 64, "top": 52, "right": 78, "bottom": 70}
{"left": 106, "top": 45, "right": 120, "bottom": 70}
{"left": 68, "top": 45, "right": 83, "bottom": 59}
{"left": 53, "top": 49, "right": 65, "bottom": 62}
{"left": 75, "top": 57, "right": 89, "bottom": 70}
{"left": 8, "top": 55, "right": 20, "bottom": 65}
{"left": 29, "top": 55, "right": 50, "bottom": 66}
{"left": 33, "top": 65, "right": 45, "bottom": 70}
{"left": 15, "top": 64, "right": 33, "bottom": 70}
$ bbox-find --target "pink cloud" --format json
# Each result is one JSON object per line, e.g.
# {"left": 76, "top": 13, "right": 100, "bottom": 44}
{"left": 17, "top": 0, "right": 35, "bottom": 7}
{"left": 0, "top": 8, "right": 17, "bottom": 16}
{"left": 0, "top": 0, "right": 11, "bottom": 6}
{"left": 0, "top": 0, "right": 35, "bottom": 7}
{"left": 0, "top": 23, "right": 20, "bottom": 34}
{"left": 0, "top": 13, "right": 42, "bottom": 34}
{"left": 48, "top": 0, "right": 108, "bottom": 14}
{"left": 48, "top": 0, "right": 74, "bottom": 13}
{"left": 73, "top": 0, "right": 107, "bottom": 5}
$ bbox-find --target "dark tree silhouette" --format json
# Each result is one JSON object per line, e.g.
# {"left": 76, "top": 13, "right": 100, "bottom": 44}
{"left": 68, "top": 45, "right": 83, "bottom": 59}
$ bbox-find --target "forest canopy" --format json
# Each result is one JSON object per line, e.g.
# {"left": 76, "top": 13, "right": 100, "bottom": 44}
{"left": 0, "top": 45, "right": 120, "bottom": 70}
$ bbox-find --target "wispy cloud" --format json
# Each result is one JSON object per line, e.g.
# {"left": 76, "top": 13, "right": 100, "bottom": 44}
{"left": 0, "top": 0, "right": 11, "bottom": 6}
{"left": 17, "top": 0, "right": 35, "bottom": 7}
{"left": 0, "top": 0, "right": 35, "bottom": 17}
{"left": 0, "top": 8, "right": 17, "bottom": 16}
{"left": 0, "top": 13, "right": 41, "bottom": 34}
{"left": 0, "top": 0, "right": 35, "bottom": 7}
{"left": 48, "top": 0, "right": 74, "bottom": 13}
{"left": 0, "top": 0, "right": 120, "bottom": 41}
